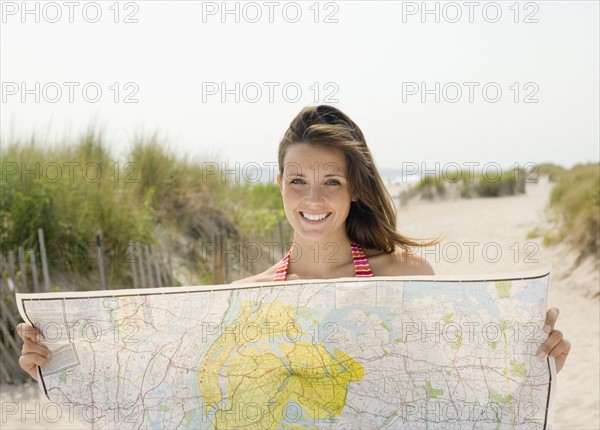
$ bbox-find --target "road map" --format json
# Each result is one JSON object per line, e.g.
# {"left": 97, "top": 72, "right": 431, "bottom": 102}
{"left": 16, "top": 270, "right": 556, "bottom": 429}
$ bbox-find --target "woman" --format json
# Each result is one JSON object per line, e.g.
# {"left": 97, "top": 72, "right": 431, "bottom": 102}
{"left": 234, "top": 104, "right": 438, "bottom": 284}
{"left": 18, "top": 105, "right": 570, "bottom": 380}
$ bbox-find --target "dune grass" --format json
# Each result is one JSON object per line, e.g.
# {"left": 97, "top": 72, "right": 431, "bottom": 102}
{"left": 414, "top": 167, "right": 527, "bottom": 199}
{"left": 1, "top": 132, "right": 155, "bottom": 275}
{"left": 0, "top": 131, "right": 286, "bottom": 289}
{"left": 537, "top": 163, "right": 568, "bottom": 182}
{"left": 472, "top": 167, "right": 526, "bottom": 197}
{"left": 548, "top": 163, "right": 600, "bottom": 261}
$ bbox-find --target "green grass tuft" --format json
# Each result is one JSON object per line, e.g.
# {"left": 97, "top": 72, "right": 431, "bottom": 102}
{"left": 548, "top": 163, "right": 600, "bottom": 261}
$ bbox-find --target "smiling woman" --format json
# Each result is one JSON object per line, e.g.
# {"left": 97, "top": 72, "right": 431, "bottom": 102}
{"left": 233, "top": 104, "right": 441, "bottom": 284}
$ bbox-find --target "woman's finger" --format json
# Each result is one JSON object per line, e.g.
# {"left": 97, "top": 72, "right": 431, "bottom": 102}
{"left": 21, "top": 340, "right": 50, "bottom": 358}
{"left": 19, "top": 352, "right": 49, "bottom": 368}
{"left": 553, "top": 339, "right": 572, "bottom": 374}
{"left": 16, "top": 323, "right": 44, "bottom": 343}
{"left": 543, "top": 307, "right": 560, "bottom": 334}
{"left": 549, "top": 338, "right": 572, "bottom": 358}
{"left": 18, "top": 353, "right": 49, "bottom": 381}
{"left": 537, "top": 329, "right": 563, "bottom": 359}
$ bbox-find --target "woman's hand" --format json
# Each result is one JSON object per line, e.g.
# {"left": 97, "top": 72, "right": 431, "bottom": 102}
{"left": 16, "top": 323, "right": 50, "bottom": 381}
{"left": 537, "top": 307, "right": 571, "bottom": 373}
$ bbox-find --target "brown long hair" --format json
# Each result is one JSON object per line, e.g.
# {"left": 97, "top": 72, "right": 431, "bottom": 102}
{"left": 278, "top": 105, "right": 440, "bottom": 253}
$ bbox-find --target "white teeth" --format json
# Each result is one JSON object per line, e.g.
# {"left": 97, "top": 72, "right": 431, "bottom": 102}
{"left": 302, "top": 212, "right": 330, "bottom": 221}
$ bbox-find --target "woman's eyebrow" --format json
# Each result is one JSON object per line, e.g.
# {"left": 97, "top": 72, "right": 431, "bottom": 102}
{"left": 324, "top": 173, "right": 346, "bottom": 178}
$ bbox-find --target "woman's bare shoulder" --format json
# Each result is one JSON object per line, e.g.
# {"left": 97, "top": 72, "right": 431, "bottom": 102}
{"left": 367, "top": 247, "right": 434, "bottom": 276}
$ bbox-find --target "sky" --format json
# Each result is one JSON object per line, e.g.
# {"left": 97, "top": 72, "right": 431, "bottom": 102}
{"left": 1, "top": 0, "right": 599, "bottom": 178}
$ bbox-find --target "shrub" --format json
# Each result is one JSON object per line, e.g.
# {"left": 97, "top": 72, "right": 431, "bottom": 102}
{"left": 549, "top": 163, "right": 600, "bottom": 261}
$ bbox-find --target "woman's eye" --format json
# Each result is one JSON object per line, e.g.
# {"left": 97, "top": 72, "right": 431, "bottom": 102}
{"left": 326, "top": 179, "right": 341, "bottom": 185}
{"left": 290, "top": 178, "right": 304, "bottom": 184}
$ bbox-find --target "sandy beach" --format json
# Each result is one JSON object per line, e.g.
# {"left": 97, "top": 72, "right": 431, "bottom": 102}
{"left": 1, "top": 178, "right": 598, "bottom": 429}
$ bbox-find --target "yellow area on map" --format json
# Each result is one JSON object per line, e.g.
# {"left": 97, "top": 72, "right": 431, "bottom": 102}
{"left": 199, "top": 300, "right": 364, "bottom": 429}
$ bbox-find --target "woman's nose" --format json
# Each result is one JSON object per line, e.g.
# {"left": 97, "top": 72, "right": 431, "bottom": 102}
{"left": 304, "top": 185, "right": 324, "bottom": 203}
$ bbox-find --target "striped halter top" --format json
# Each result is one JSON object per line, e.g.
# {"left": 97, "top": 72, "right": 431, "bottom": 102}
{"left": 272, "top": 240, "right": 374, "bottom": 281}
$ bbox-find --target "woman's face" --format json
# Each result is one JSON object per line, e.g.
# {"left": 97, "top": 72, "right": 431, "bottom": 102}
{"left": 277, "top": 143, "right": 353, "bottom": 244}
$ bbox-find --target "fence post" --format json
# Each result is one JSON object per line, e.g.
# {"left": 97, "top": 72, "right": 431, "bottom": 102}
{"left": 156, "top": 244, "right": 170, "bottom": 287}
{"left": 96, "top": 234, "right": 107, "bottom": 289}
{"left": 0, "top": 353, "right": 12, "bottom": 384}
{"left": 144, "top": 245, "right": 154, "bottom": 287}
{"left": 220, "top": 233, "right": 227, "bottom": 284}
{"left": 223, "top": 236, "right": 231, "bottom": 284}
{"left": 151, "top": 245, "right": 163, "bottom": 288}
{"left": 37, "top": 228, "right": 51, "bottom": 291}
{"left": 29, "top": 249, "right": 40, "bottom": 292}
{"left": 166, "top": 235, "right": 174, "bottom": 286}
{"left": 7, "top": 251, "right": 15, "bottom": 286}
{"left": 244, "top": 249, "right": 251, "bottom": 278}
{"left": 18, "top": 246, "right": 27, "bottom": 291}
{"left": 213, "top": 233, "right": 225, "bottom": 285}
{"left": 137, "top": 242, "right": 146, "bottom": 288}
{"left": 129, "top": 241, "right": 138, "bottom": 289}
{"left": 211, "top": 234, "right": 219, "bottom": 284}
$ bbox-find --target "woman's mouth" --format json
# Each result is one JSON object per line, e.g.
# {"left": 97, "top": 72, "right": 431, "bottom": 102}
{"left": 300, "top": 211, "right": 331, "bottom": 223}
